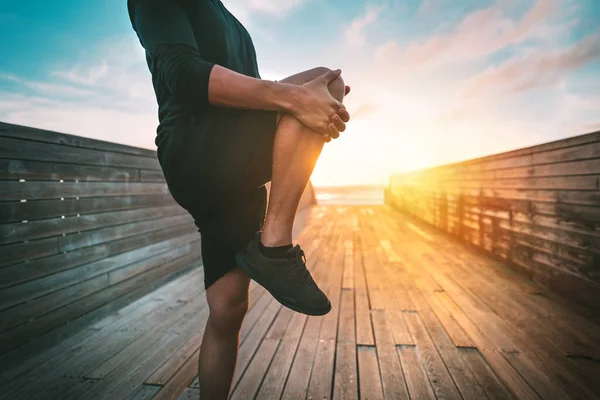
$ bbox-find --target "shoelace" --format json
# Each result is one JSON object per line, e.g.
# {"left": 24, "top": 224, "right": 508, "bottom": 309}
{"left": 290, "top": 246, "right": 312, "bottom": 286}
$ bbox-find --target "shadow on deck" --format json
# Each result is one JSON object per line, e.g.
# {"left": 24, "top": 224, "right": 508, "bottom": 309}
{"left": 3, "top": 205, "right": 600, "bottom": 400}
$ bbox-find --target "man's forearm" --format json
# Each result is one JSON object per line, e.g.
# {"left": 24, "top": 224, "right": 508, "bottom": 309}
{"left": 207, "top": 65, "right": 300, "bottom": 113}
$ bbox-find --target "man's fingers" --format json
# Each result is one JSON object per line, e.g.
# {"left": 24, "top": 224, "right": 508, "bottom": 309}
{"left": 337, "top": 107, "right": 350, "bottom": 123}
{"left": 323, "top": 134, "right": 331, "bottom": 142}
{"left": 328, "top": 122, "right": 340, "bottom": 139}
{"left": 332, "top": 115, "right": 345, "bottom": 133}
{"left": 322, "top": 68, "right": 342, "bottom": 84}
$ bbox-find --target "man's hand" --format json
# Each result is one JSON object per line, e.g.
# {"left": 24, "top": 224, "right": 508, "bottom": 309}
{"left": 323, "top": 84, "right": 351, "bottom": 142}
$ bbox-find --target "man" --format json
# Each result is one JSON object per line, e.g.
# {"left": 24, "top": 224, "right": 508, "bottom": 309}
{"left": 127, "top": 0, "right": 350, "bottom": 397}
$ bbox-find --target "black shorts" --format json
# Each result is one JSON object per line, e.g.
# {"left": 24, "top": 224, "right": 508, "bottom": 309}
{"left": 158, "top": 108, "right": 279, "bottom": 289}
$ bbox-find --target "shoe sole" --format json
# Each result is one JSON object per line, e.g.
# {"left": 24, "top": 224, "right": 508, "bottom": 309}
{"left": 236, "top": 252, "right": 331, "bottom": 316}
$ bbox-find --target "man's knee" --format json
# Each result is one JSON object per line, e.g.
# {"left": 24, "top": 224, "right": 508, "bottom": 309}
{"left": 207, "top": 297, "right": 249, "bottom": 335}
{"left": 309, "top": 67, "right": 345, "bottom": 102}
{"left": 281, "top": 66, "right": 345, "bottom": 102}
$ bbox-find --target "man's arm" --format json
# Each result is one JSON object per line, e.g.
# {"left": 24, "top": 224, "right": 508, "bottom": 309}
{"left": 131, "top": 0, "right": 346, "bottom": 134}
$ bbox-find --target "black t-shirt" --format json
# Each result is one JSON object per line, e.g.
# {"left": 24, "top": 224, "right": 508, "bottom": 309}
{"left": 127, "top": 0, "right": 262, "bottom": 148}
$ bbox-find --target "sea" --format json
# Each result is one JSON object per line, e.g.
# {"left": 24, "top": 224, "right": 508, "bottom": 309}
{"left": 313, "top": 185, "right": 385, "bottom": 205}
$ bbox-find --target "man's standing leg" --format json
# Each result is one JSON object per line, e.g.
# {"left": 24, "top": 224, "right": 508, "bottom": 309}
{"left": 198, "top": 268, "right": 249, "bottom": 399}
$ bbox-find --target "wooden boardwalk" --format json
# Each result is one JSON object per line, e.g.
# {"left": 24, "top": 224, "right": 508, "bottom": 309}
{"left": 3, "top": 205, "right": 600, "bottom": 400}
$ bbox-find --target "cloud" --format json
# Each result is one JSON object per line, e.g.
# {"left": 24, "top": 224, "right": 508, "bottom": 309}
{"left": 51, "top": 61, "right": 109, "bottom": 86}
{"left": 0, "top": 73, "right": 97, "bottom": 98}
{"left": 462, "top": 31, "right": 600, "bottom": 97}
{"left": 0, "top": 36, "right": 159, "bottom": 149}
{"left": 394, "top": 0, "right": 556, "bottom": 70}
{"left": 344, "top": 5, "right": 385, "bottom": 48}
{"left": 223, "top": 0, "right": 309, "bottom": 23}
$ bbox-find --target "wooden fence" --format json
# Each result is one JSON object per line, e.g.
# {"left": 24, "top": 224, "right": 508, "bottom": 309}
{"left": 0, "top": 121, "right": 315, "bottom": 365}
{"left": 386, "top": 130, "right": 600, "bottom": 308}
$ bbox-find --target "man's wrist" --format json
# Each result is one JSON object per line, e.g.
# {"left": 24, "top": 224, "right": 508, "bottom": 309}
{"left": 271, "top": 81, "right": 301, "bottom": 114}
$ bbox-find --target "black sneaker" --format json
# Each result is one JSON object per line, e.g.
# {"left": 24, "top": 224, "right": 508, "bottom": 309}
{"left": 236, "top": 232, "right": 331, "bottom": 316}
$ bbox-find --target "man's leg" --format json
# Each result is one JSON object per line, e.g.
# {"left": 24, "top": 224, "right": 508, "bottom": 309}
{"left": 198, "top": 267, "right": 250, "bottom": 399}
{"left": 261, "top": 67, "right": 346, "bottom": 246}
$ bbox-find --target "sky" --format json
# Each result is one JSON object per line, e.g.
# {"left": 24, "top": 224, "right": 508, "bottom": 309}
{"left": 1, "top": 0, "right": 599, "bottom": 187}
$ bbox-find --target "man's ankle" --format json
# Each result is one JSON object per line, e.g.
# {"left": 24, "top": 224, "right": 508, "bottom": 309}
{"left": 260, "top": 230, "right": 292, "bottom": 247}
{"left": 259, "top": 240, "right": 293, "bottom": 259}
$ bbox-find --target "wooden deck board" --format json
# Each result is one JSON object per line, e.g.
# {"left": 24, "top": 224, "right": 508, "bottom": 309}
{"left": 3, "top": 205, "right": 600, "bottom": 400}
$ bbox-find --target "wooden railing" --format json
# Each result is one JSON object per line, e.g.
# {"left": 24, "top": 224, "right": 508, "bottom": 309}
{"left": 0, "top": 120, "right": 315, "bottom": 364}
{"left": 386, "top": 130, "right": 600, "bottom": 308}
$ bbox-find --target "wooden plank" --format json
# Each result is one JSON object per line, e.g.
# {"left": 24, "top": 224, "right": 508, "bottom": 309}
{"left": 0, "top": 273, "right": 109, "bottom": 332}
{"left": 388, "top": 134, "right": 600, "bottom": 184}
{"left": 354, "top": 233, "right": 374, "bottom": 345}
{"left": 175, "top": 387, "right": 200, "bottom": 400}
{"left": 306, "top": 230, "right": 346, "bottom": 399}
{"left": 280, "top": 225, "right": 337, "bottom": 399}
{"left": 238, "top": 288, "right": 271, "bottom": 343}
{"left": 104, "top": 151, "right": 160, "bottom": 170}
{"left": 231, "top": 298, "right": 280, "bottom": 388}
{"left": 433, "top": 292, "right": 543, "bottom": 400}
{"left": 0, "top": 158, "right": 141, "bottom": 181}
{"left": 342, "top": 239, "right": 354, "bottom": 289}
{"left": 0, "top": 193, "right": 175, "bottom": 224}
{"left": 0, "top": 221, "right": 194, "bottom": 292}
{"left": 407, "top": 232, "right": 573, "bottom": 399}
{"left": 357, "top": 346, "right": 384, "bottom": 400}
{"left": 305, "top": 339, "right": 335, "bottom": 400}
{"left": 1, "top": 268, "right": 202, "bottom": 390}
{"left": 533, "top": 141, "right": 600, "bottom": 165}
{"left": 265, "top": 307, "right": 293, "bottom": 340}
{"left": 419, "top": 288, "right": 475, "bottom": 348}
{"left": 256, "top": 316, "right": 307, "bottom": 398}
{"left": 0, "top": 231, "right": 198, "bottom": 311}
{"left": 230, "top": 338, "right": 279, "bottom": 399}
{"left": 0, "top": 136, "right": 105, "bottom": 167}
{"left": 371, "top": 310, "right": 410, "bottom": 399}
{"left": 337, "top": 289, "right": 355, "bottom": 344}
{"left": 280, "top": 315, "right": 322, "bottom": 399}
{"left": 0, "top": 204, "right": 185, "bottom": 245}
{"left": 152, "top": 348, "right": 198, "bottom": 400}
{"left": 140, "top": 168, "right": 165, "bottom": 182}
{"left": 0, "top": 236, "right": 58, "bottom": 268}
{"left": 0, "top": 252, "right": 199, "bottom": 356}
{"left": 81, "top": 307, "right": 208, "bottom": 400}
{"left": 399, "top": 248, "right": 487, "bottom": 400}
{"left": 494, "top": 158, "right": 600, "bottom": 179}
{"left": 437, "top": 234, "right": 600, "bottom": 352}
{"left": 397, "top": 345, "right": 436, "bottom": 400}
{"left": 403, "top": 312, "right": 462, "bottom": 400}
{"left": 0, "top": 259, "right": 198, "bottom": 377}
{"left": 58, "top": 212, "right": 192, "bottom": 252}
{"left": 0, "top": 180, "right": 168, "bottom": 201}
{"left": 387, "top": 309, "right": 414, "bottom": 346}
{"left": 333, "top": 342, "right": 358, "bottom": 399}
{"left": 145, "top": 328, "right": 203, "bottom": 386}
{"left": 424, "top": 237, "right": 600, "bottom": 397}
{"left": 0, "top": 121, "right": 157, "bottom": 157}
{"left": 460, "top": 347, "right": 514, "bottom": 400}
{"left": 129, "top": 384, "right": 162, "bottom": 400}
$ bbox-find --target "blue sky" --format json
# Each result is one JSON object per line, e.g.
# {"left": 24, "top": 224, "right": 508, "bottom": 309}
{"left": 1, "top": 0, "right": 599, "bottom": 186}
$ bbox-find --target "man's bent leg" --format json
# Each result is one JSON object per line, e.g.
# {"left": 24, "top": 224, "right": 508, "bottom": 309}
{"left": 261, "top": 67, "right": 346, "bottom": 246}
{"left": 198, "top": 267, "right": 250, "bottom": 399}
{"left": 234, "top": 67, "right": 344, "bottom": 316}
